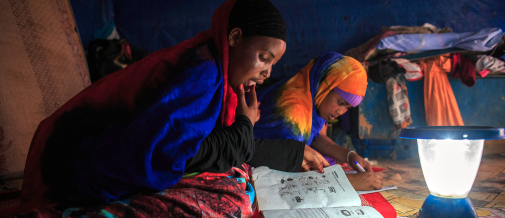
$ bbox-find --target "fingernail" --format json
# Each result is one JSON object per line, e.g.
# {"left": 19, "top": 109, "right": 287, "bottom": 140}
{"left": 239, "top": 84, "right": 243, "bottom": 90}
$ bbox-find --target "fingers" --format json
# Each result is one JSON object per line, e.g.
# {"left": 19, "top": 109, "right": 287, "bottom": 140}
{"left": 301, "top": 159, "right": 322, "bottom": 173}
{"left": 314, "top": 152, "right": 327, "bottom": 173}
{"left": 369, "top": 172, "right": 383, "bottom": 190}
{"left": 318, "top": 153, "right": 330, "bottom": 168}
{"left": 248, "top": 84, "right": 257, "bottom": 107}
{"left": 363, "top": 161, "right": 373, "bottom": 172}
{"left": 351, "top": 162, "right": 365, "bottom": 173}
{"left": 350, "top": 154, "right": 372, "bottom": 173}
{"left": 348, "top": 172, "right": 383, "bottom": 191}
{"left": 375, "top": 172, "right": 384, "bottom": 180}
{"left": 256, "top": 101, "right": 261, "bottom": 121}
{"left": 237, "top": 84, "right": 247, "bottom": 107}
{"left": 302, "top": 163, "right": 324, "bottom": 173}
{"left": 311, "top": 152, "right": 327, "bottom": 173}
{"left": 315, "top": 161, "right": 324, "bottom": 173}
{"left": 301, "top": 164, "right": 310, "bottom": 172}
{"left": 301, "top": 145, "right": 328, "bottom": 173}
{"left": 348, "top": 152, "right": 363, "bottom": 172}
{"left": 372, "top": 180, "right": 383, "bottom": 190}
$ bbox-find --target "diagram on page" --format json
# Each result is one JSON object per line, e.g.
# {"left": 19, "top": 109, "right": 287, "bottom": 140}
{"left": 262, "top": 206, "right": 384, "bottom": 218}
{"left": 253, "top": 165, "right": 362, "bottom": 210}
{"left": 278, "top": 173, "right": 339, "bottom": 204}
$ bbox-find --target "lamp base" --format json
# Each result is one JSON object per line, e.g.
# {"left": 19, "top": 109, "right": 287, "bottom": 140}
{"left": 419, "top": 195, "right": 477, "bottom": 218}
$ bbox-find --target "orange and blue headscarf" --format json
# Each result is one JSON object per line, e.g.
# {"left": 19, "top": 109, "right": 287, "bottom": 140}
{"left": 254, "top": 52, "right": 367, "bottom": 151}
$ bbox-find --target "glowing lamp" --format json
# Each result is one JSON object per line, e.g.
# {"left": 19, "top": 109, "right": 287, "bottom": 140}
{"left": 399, "top": 126, "right": 505, "bottom": 218}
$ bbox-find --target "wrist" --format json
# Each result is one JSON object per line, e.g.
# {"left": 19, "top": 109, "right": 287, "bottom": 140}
{"left": 346, "top": 151, "right": 356, "bottom": 165}
{"left": 236, "top": 114, "right": 253, "bottom": 126}
{"left": 331, "top": 145, "right": 351, "bottom": 163}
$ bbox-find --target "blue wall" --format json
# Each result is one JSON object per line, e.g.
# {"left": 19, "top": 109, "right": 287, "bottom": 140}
{"left": 70, "top": 0, "right": 505, "bottom": 78}
{"left": 70, "top": 0, "right": 505, "bottom": 139}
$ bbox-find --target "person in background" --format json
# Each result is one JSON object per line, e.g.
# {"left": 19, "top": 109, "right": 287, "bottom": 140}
{"left": 253, "top": 52, "right": 383, "bottom": 191}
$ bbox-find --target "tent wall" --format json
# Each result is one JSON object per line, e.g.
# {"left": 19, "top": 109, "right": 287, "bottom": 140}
{"left": 70, "top": 0, "right": 505, "bottom": 139}
{"left": 72, "top": 0, "right": 505, "bottom": 78}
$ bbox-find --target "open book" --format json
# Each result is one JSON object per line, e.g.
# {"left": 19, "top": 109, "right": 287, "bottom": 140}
{"left": 252, "top": 164, "right": 384, "bottom": 218}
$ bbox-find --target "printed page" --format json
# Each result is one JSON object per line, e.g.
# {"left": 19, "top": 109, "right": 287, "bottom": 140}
{"left": 252, "top": 165, "right": 361, "bottom": 211}
{"left": 262, "top": 206, "right": 384, "bottom": 218}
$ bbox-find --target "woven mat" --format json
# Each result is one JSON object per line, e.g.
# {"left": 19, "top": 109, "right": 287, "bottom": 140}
{"left": 0, "top": 0, "right": 90, "bottom": 176}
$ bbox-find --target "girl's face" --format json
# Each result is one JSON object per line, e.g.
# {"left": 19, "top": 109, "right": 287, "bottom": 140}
{"left": 228, "top": 29, "right": 286, "bottom": 93}
{"left": 317, "top": 91, "right": 352, "bottom": 121}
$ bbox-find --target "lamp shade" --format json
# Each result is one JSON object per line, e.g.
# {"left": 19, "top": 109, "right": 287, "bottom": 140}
{"left": 399, "top": 126, "right": 504, "bottom": 198}
{"left": 417, "top": 139, "right": 483, "bottom": 198}
{"left": 399, "top": 126, "right": 505, "bottom": 140}
{"left": 399, "top": 126, "right": 504, "bottom": 218}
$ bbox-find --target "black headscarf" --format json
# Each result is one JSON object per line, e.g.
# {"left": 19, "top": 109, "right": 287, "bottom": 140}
{"left": 229, "top": 0, "right": 287, "bottom": 42}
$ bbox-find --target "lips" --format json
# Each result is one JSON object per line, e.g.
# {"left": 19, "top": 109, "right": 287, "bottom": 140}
{"left": 246, "top": 80, "right": 256, "bottom": 87}
{"left": 244, "top": 80, "right": 261, "bottom": 92}
{"left": 329, "top": 114, "right": 336, "bottom": 120}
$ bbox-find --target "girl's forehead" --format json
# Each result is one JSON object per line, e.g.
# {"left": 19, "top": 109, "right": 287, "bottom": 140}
{"left": 333, "top": 92, "right": 351, "bottom": 106}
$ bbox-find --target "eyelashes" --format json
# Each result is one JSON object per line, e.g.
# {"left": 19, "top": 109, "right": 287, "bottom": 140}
{"left": 259, "top": 54, "right": 267, "bottom": 61}
{"left": 337, "top": 100, "right": 351, "bottom": 108}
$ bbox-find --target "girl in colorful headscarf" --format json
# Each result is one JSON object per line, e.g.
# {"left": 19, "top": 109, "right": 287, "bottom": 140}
{"left": 254, "top": 52, "right": 383, "bottom": 191}
{"left": 18, "top": 0, "right": 327, "bottom": 215}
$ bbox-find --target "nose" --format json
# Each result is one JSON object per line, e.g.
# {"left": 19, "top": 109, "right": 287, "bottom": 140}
{"left": 337, "top": 108, "right": 348, "bottom": 116}
{"left": 261, "top": 67, "right": 271, "bottom": 79}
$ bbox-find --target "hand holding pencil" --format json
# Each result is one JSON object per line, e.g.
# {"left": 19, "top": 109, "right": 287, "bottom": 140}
{"left": 346, "top": 151, "right": 383, "bottom": 190}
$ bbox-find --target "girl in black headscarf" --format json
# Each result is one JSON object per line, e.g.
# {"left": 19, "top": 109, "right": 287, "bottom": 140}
{"left": 18, "top": 0, "right": 327, "bottom": 216}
